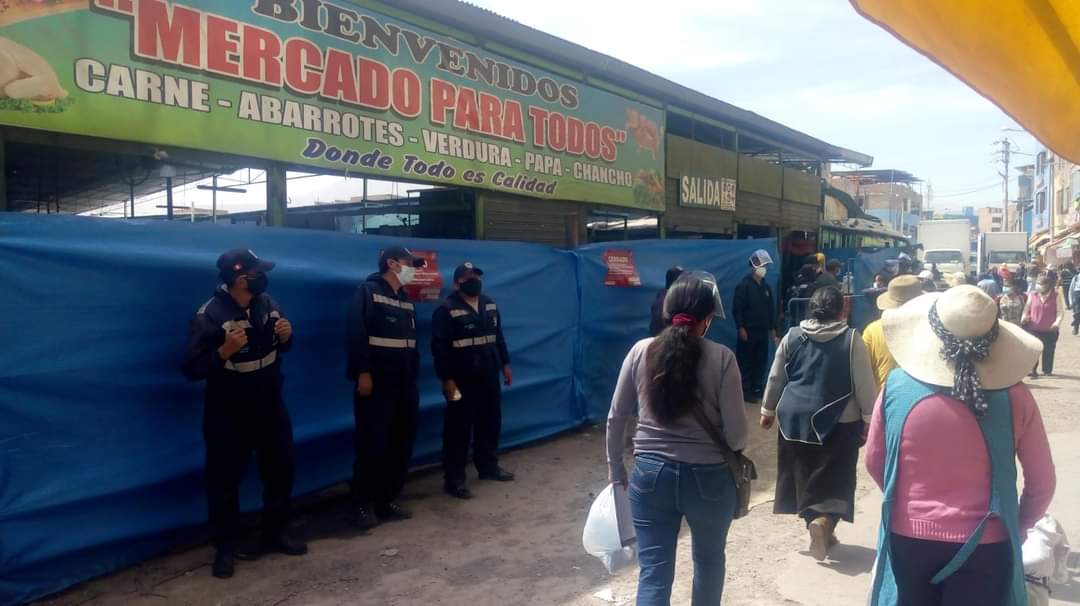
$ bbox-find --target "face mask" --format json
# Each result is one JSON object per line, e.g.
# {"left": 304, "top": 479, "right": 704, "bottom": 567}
{"left": 753, "top": 266, "right": 767, "bottom": 279}
{"left": 397, "top": 264, "right": 417, "bottom": 285}
{"left": 460, "top": 278, "right": 483, "bottom": 297}
{"left": 245, "top": 274, "right": 268, "bottom": 296}
{"left": 1003, "top": 287, "right": 1013, "bottom": 295}
{"left": 1038, "top": 285, "right": 1051, "bottom": 294}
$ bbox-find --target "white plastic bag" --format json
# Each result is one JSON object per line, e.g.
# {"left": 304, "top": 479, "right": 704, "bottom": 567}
{"left": 582, "top": 483, "right": 637, "bottom": 573}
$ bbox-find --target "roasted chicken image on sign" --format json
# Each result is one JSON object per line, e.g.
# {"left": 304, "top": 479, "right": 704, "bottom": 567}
{"left": 0, "top": 36, "right": 67, "bottom": 103}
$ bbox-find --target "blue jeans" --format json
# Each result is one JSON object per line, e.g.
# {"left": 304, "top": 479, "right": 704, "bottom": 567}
{"left": 629, "top": 454, "right": 737, "bottom": 606}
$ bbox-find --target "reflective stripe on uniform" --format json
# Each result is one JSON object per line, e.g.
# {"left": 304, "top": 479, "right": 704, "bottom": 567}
{"left": 449, "top": 309, "right": 470, "bottom": 318}
{"left": 222, "top": 319, "right": 253, "bottom": 331}
{"left": 369, "top": 336, "right": 417, "bottom": 349}
{"left": 451, "top": 335, "right": 497, "bottom": 348}
{"left": 224, "top": 350, "right": 277, "bottom": 373}
{"left": 372, "top": 293, "right": 415, "bottom": 311}
{"left": 485, "top": 303, "right": 497, "bottom": 312}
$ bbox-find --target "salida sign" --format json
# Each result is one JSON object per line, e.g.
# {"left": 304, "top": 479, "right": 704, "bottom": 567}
{"left": 0, "top": 0, "right": 666, "bottom": 210}
{"left": 679, "top": 175, "right": 736, "bottom": 211}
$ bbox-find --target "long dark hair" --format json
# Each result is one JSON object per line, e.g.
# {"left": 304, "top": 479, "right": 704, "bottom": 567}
{"left": 809, "top": 286, "right": 844, "bottom": 322}
{"left": 646, "top": 276, "right": 717, "bottom": 423}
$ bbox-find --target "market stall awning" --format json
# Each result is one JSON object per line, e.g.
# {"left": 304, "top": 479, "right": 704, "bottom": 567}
{"left": 850, "top": 0, "right": 1080, "bottom": 164}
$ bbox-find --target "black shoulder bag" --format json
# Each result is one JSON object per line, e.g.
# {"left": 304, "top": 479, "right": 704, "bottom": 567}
{"left": 690, "top": 404, "right": 758, "bottom": 519}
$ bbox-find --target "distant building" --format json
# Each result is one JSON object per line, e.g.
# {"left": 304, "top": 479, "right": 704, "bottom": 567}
{"left": 977, "top": 206, "right": 1006, "bottom": 233}
{"left": 830, "top": 169, "right": 922, "bottom": 240}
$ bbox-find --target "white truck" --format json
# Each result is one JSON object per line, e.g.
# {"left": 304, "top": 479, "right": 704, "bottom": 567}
{"left": 978, "top": 231, "right": 1028, "bottom": 275}
{"left": 918, "top": 219, "right": 972, "bottom": 276}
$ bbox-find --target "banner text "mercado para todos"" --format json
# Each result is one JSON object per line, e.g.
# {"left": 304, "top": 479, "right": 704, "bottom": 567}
{"left": 0, "top": 0, "right": 667, "bottom": 208}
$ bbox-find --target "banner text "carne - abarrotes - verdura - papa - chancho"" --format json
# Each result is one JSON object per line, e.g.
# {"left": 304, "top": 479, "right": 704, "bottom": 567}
{"left": 72, "top": 0, "right": 656, "bottom": 200}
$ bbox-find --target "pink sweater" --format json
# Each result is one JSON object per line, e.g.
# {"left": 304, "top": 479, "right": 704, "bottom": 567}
{"left": 866, "top": 383, "right": 1055, "bottom": 543}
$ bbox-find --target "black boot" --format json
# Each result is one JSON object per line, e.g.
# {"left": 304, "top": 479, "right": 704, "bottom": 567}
{"left": 212, "top": 549, "right": 236, "bottom": 579}
{"left": 479, "top": 467, "right": 515, "bottom": 482}
{"left": 351, "top": 504, "right": 379, "bottom": 530}
{"left": 261, "top": 529, "right": 308, "bottom": 556}
{"left": 375, "top": 502, "right": 413, "bottom": 522}
{"left": 444, "top": 482, "right": 473, "bottom": 500}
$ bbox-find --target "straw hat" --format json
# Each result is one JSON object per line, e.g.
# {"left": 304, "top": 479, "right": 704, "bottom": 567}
{"left": 944, "top": 272, "right": 967, "bottom": 288}
{"left": 882, "top": 285, "right": 1042, "bottom": 390}
{"left": 877, "top": 275, "right": 923, "bottom": 310}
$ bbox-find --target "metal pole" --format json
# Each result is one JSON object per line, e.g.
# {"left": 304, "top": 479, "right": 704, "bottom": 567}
{"left": 129, "top": 180, "right": 135, "bottom": 219}
{"left": 1002, "top": 139, "right": 1010, "bottom": 232}
{"left": 361, "top": 177, "right": 367, "bottom": 233}
{"left": 166, "top": 177, "right": 174, "bottom": 220}
{"left": 212, "top": 175, "right": 218, "bottom": 224}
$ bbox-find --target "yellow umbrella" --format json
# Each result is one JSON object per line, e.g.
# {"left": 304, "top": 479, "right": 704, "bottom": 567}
{"left": 851, "top": 0, "right": 1080, "bottom": 164}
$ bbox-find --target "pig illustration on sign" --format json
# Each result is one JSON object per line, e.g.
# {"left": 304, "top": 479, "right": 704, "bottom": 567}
{"left": 625, "top": 108, "right": 660, "bottom": 160}
{"left": 0, "top": 36, "right": 67, "bottom": 104}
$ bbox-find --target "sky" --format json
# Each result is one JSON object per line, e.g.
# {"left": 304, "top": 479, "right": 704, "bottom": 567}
{"left": 100, "top": 0, "right": 1042, "bottom": 217}
{"left": 469, "top": 0, "right": 1042, "bottom": 213}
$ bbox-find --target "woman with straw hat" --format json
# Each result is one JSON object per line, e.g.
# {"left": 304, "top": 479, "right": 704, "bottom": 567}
{"left": 863, "top": 275, "right": 924, "bottom": 391}
{"left": 760, "top": 286, "right": 877, "bottom": 561}
{"left": 866, "top": 286, "right": 1056, "bottom": 605}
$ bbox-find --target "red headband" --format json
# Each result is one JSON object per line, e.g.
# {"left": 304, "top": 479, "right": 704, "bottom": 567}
{"left": 671, "top": 313, "right": 698, "bottom": 327}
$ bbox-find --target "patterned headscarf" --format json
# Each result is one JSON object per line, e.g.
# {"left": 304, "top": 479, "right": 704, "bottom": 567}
{"left": 927, "top": 301, "right": 1000, "bottom": 417}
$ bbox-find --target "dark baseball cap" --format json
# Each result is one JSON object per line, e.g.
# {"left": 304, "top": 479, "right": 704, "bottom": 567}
{"left": 379, "top": 246, "right": 426, "bottom": 268}
{"left": 216, "top": 248, "right": 275, "bottom": 275}
{"left": 453, "top": 261, "right": 484, "bottom": 281}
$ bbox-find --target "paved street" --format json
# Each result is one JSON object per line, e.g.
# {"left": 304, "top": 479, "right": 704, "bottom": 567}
{"left": 40, "top": 331, "right": 1080, "bottom": 606}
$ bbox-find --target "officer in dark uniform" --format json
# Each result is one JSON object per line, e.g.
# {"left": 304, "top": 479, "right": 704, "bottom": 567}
{"left": 345, "top": 247, "right": 426, "bottom": 529}
{"left": 182, "top": 249, "right": 307, "bottom": 580}
{"left": 432, "top": 262, "right": 514, "bottom": 499}
{"left": 733, "top": 249, "right": 779, "bottom": 403}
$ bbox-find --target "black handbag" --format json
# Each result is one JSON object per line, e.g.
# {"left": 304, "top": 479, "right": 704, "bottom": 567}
{"left": 690, "top": 403, "right": 757, "bottom": 519}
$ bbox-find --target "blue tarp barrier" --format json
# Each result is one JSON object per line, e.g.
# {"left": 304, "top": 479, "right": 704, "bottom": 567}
{"left": 574, "top": 239, "right": 779, "bottom": 421}
{"left": 0, "top": 214, "right": 775, "bottom": 604}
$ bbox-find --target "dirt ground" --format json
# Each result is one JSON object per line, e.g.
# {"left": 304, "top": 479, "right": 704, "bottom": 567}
{"left": 38, "top": 334, "right": 1080, "bottom": 606}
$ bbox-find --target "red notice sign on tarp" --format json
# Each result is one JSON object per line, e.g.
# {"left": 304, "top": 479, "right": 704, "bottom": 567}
{"left": 402, "top": 250, "right": 443, "bottom": 302}
{"left": 603, "top": 249, "right": 642, "bottom": 287}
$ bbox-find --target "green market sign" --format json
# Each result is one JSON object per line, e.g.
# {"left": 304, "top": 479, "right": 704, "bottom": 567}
{"left": 0, "top": 0, "right": 666, "bottom": 210}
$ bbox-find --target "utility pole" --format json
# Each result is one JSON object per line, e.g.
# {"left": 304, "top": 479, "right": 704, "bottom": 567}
{"left": 996, "top": 138, "right": 1011, "bottom": 231}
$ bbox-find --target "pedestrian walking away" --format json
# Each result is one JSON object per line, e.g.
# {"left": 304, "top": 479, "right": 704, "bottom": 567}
{"left": 649, "top": 266, "right": 684, "bottom": 337}
{"left": 432, "top": 262, "right": 515, "bottom": 500}
{"left": 760, "top": 286, "right": 877, "bottom": 561}
{"left": 182, "top": 249, "right": 307, "bottom": 579}
{"left": 1022, "top": 274, "right": 1064, "bottom": 377}
{"left": 863, "top": 275, "right": 923, "bottom": 391}
{"left": 607, "top": 272, "right": 747, "bottom": 606}
{"left": 867, "top": 285, "right": 1055, "bottom": 606}
{"left": 732, "top": 249, "right": 779, "bottom": 403}
{"left": 345, "top": 247, "right": 426, "bottom": 530}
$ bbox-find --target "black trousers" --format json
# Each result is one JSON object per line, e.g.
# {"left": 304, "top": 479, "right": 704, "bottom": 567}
{"left": 442, "top": 372, "right": 502, "bottom": 485}
{"left": 1027, "top": 328, "right": 1059, "bottom": 374}
{"left": 889, "top": 534, "right": 1013, "bottom": 606}
{"left": 203, "top": 394, "right": 295, "bottom": 551}
{"left": 351, "top": 372, "right": 419, "bottom": 506}
{"left": 736, "top": 328, "right": 770, "bottom": 398}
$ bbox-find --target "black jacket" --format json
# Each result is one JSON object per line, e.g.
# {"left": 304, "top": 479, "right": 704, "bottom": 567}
{"left": 732, "top": 273, "right": 778, "bottom": 332}
{"left": 182, "top": 286, "right": 291, "bottom": 400}
{"left": 649, "top": 289, "right": 667, "bottom": 336}
{"left": 431, "top": 292, "right": 509, "bottom": 381}
{"left": 345, "top": 273, "right": 419, "bottom": 380}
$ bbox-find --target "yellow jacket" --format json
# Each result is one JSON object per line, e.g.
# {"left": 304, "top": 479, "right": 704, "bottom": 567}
{"left": 862, "top": 319, "right": 894, "bottom": 391}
